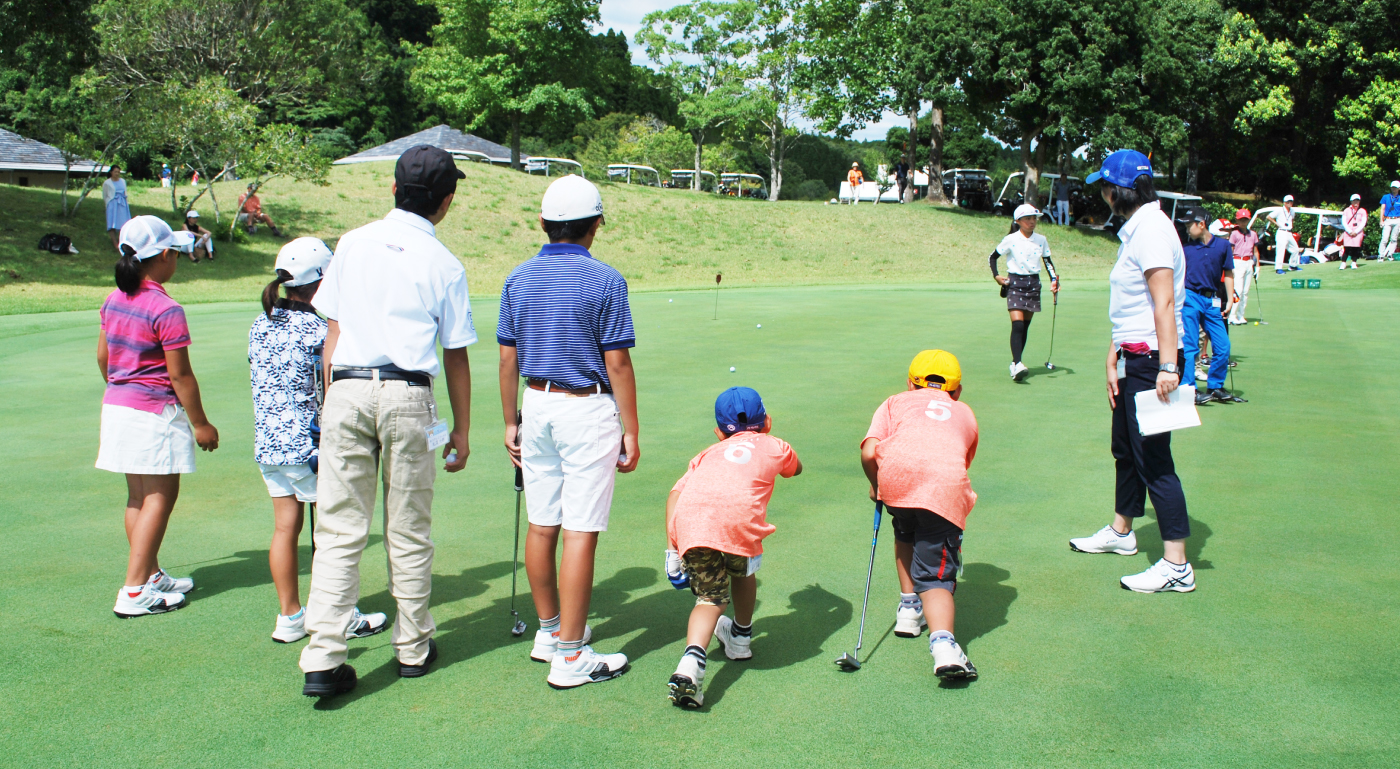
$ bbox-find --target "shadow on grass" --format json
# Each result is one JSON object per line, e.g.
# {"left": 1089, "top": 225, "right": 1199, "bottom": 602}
{"left": 1018, "top": 364, "right": 1076, "bottom": 382}
{"left": 1135, "top": 516, "right": 1214, "bottom": 569}
{"left": 589, "top": 567, "right": 697, "bottom": 664}
{"left": 181, "top": 534, "right": 382, "bottom": 603}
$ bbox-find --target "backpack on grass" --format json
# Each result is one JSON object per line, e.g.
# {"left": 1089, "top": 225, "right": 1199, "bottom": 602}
{"left": 37, "top": 233, "right": 78, "bottom": 254}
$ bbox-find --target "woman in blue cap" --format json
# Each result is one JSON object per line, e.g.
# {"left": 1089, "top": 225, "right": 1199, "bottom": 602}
{"left": 1069, "top": 149, "right": 1197, "bottom": 594}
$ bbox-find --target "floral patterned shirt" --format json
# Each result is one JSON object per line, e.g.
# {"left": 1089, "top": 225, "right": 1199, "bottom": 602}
{"left": 249, "top": 304, "right": 325, "bottom": 466}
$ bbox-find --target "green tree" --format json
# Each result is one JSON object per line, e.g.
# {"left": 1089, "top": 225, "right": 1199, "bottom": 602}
{"left": 1334, "top": 53, "right": 1400, "bottom": 184}
{"left": 415, "top": 0, "right": 600, "bottom": 168}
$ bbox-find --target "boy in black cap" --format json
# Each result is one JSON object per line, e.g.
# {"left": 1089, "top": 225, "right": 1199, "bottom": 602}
{"left": 1181, "top": 207, "right": 1233, "bottom": 404}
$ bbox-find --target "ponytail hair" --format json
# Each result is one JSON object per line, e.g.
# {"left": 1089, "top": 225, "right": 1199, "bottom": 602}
{"left": 115, "top": 245, "right": 145, "bottom": 296}
{"left": 1008, "top": 219, "right": 1020, "bottom": 234}
{"left": 261, "top": 269, "right": 294, "bottom": 317}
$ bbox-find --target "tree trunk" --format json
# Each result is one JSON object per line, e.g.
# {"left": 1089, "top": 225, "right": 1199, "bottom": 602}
{"left": 927, "top": 103, "right": 947, "bottom": 203}
{"left": 1020, "top": 130, "right": 1042, "bottom": 208}
{"left": 768, "top": 120, "right": 783, "bottom": 201}
{"left": 693, "top": 135, "right": 704, "bottom": 191}
{"left": 1185, "top": 134, "right": 1200, "bottom": 195}
{"left": 903, "top": 106, "right": 917, "bottom": 203}
{"left": 510, "top": 114, "right": 522, "bottom": 170}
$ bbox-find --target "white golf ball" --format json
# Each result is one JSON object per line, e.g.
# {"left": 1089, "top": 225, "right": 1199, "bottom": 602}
{"left": 756, "top": 324, "right": 762, "bottom": 328}
{"left": 669, "top": 299, "right": 673, "bottom": 303}
{"left": 446, "top": 451, "right": 457, "bottom": 463}
{"left": 730, "top": 367, "right": 736, "bottom": 372}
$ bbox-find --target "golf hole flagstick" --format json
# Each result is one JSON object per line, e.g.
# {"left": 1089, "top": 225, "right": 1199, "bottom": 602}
{"left": 835, "top": 502, "right": 884, "bottom": 672}
{"left": 510, "top": 409, "right": 527, "bottom": 637}
{"left": 712, "top": 273, "right": 722, "bottom": 320}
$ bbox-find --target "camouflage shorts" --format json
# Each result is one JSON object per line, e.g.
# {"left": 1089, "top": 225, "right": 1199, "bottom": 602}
{"left": 682, "top": 547, "right": 755, "bottom": 606}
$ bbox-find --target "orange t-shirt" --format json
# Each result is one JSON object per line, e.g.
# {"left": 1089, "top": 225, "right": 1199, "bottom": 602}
{"left": 239, "top": 193, "right": 261, "bottom": 214}
{"left": 848, "top": 169, "right": 863, "bottom": 187}
{"left": 863, "top": 389, "right": 978, "bottom": 528}
{"left": 668, "top": 432, "right": 801, "bottom": 558}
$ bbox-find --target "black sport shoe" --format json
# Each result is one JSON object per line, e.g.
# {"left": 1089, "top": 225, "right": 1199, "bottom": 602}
{"left": 303, "top": 664, "right": 357, "bottom": 698}
{"left": 1194, "top": 389, "right": 1214, "bottom": 406}
{"left": 398, "top": 638, "right": 438, "bottom": 678}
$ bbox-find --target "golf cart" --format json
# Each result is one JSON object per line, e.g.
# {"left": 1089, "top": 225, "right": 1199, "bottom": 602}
{"left": 449, "top": 150, "right": 493, "bottom": 165}
{"left": 720, "top": 173, "right": 768, "bottom": 199}
{"left": 667, "top": 169, "right": 717, "bottom": 192}
{"left": 1095, "top": 190, "right": 1203, "bottom": 239}
{"left": 942, "top": 169, "right": 993, "bottom": 210}
{"left": 606, "top": 164, "right": 662, "bottom": 187}
{"left": 1246, "top": 205, "right": 1346, "bottom": 267}
{"left": 992, "top": 172, "right": 1082, "bottom": 218}
{"left": 525, "top": 157, "right": 584, "bottom": 178}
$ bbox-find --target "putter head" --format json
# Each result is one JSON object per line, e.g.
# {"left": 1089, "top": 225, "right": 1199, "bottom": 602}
{"left": 1044, "top": 362, "right": 1055, "bottom": 370}
{"left": 511, "top": 618, "right": 528, "bottom": 637}
{"left": 834, "top": 652, "right": 861, "bottom": 671}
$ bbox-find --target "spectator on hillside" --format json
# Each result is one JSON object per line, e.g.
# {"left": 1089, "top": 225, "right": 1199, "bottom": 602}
{"left": 1377, "top": 181, "right": 1400, "bottom": 261}
{"left": 1053, "top": 177, "right": 1072, "bottom": 225}
{"left": 102, "top": 166, "right": 132, "bottom": 254}
{"left": 182, "top": 211, "right": 214, "bottom": 263}
{"left": 847, "top": 163, "right": 865, "bottom": 206}
{"left": 160, "top": 164, "right": 172, "bottom": 188}
{"left": 237, "top": 184, "right": 285, "bottom": 238}
{"left": 1338, "top": 194, "right": 1367, "bottom": 270}
{"left": 894, "top": 160, "right": 911, "bottom": 203}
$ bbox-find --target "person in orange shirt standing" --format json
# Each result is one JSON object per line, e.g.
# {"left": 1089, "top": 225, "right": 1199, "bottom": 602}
{"left": 847, "top": 162, "right": 865, "bottom": 205}
{"left": 663, "top": 386, "right": 802, "bottom": 709}
{"left": 861, "top": 349, "right": 979, "bottom": 680}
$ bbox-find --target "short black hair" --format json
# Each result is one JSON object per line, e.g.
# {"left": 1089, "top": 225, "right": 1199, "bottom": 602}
{"left": 395, "top": 188, "right": 446, "bottom": 219}
{"left": 543, "top": 215, "right": 601, "bottom": 242}
{"left": 1106, "top": 174, "right": 1158, "bottom": 217}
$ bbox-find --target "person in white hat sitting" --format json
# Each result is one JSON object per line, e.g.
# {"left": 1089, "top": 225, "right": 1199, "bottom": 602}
{"left": 181, "top": 210, "right": 214, "bottom": 262}
{"left": 1378, "top": 181, "right": 1400, "bottom": 261}
{"left": 1268, "top": 195, "right": 1301, "bottom": 273}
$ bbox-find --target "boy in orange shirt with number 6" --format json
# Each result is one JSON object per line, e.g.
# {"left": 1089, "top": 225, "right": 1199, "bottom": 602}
{"left": 861, "top": 350, "right": 980, "bottom": 679}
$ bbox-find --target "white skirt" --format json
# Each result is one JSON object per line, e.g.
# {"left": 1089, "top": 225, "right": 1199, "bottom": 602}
{"left": 96, "top": 403, "right": 197, "bottom": 475}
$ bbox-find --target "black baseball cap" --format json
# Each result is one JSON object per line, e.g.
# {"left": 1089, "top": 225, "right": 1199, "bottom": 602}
{"left": 395, "top": 145, "right": 465, "bottom": 200}
{"left": 1184, "top": 206, "right": 1210, "bottom": 223}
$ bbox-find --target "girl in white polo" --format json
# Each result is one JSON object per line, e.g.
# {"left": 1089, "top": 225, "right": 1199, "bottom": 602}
{"left": 989, "top": 204, "right": 1059, "bottom": 381}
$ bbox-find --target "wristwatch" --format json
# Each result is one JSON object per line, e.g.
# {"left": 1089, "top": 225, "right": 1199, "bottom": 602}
{"left": 1158, "top": 363, "right": 1180, "bottom": 375}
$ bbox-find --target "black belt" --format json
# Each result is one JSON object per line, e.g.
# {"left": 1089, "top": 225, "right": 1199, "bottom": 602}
{"left": 526, "top": 377, "right": 611, "bottom": 396}
{"left": 1190, "top": 287, "right": 1218, "bottom": 298}
{"left": 332, "top": 367, "right": 432, "bottom": 386}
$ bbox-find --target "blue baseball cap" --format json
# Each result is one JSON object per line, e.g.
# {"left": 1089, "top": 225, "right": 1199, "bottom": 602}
{"left": 715, "top": 387, "right": 767, "bottom": 434}
{"left": 1085, "top": 149, "right": 1153, "bottom": 188}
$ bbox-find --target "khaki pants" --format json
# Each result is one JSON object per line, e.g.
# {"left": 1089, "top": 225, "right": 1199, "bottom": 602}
{"left": 299, "top": 377, "right": 438, "bottom": 673}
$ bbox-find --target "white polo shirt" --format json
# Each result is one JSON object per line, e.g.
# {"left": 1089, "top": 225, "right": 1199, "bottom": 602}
{"left": 995, "top": 231, "right": 1051, "bottom": 275}
{"left": 1271, "top": 206, "right": 1294, "bottom": 233}
{"left": 1108, "top": 201, "right": 1185, "bottom": 350}
{"left": 314, "top": 208, "right": 477, "bottom": 376}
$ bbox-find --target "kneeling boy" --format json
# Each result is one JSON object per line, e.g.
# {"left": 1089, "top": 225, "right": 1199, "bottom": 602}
{"left": 860, "top": 350, "right": 980, "bottom": 679}
{"left": 664, "top": 387, "right": 802, "bottom": 708}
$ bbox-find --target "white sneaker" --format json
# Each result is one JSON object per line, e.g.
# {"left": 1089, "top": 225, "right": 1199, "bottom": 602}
{"left": 931, "top": 637, "right": 977, "bottom": 680}
{"left": 1120, "top": 558, "right": 1196, "bottom": 593}
{"left": 1010, "top": 361, "right": 1029, "bottom": 381}
{"left": 148, "top": 569, "right": 193, "bottom": 594}
{"left": 272, "top": 611, "right": 307, "bottom": 643}
{"left": 895, "top": 604, "right": 926, "bottom": 638}
{"left": 1340, "top": 263, "right": 1347, "bottom": 270}
{"left": 1350, "top": 262, "right": 1358, "bottom": 269}
{"left": 668, "top": 655, "right": 705, "bottom": 709}
{"left": 713, "top": 615, "right": 752, "bottom": 660}
{"left": 346, "top": 607, "right": 388, "bottom": 639}
{"left": 1069, "top": 525, "right": 1138, "bottom": 555}
{"left": 530, "top": 624, "right": 592, "bottom": 663}
{"left": 547, "top": 644, "right": 629, "bottom": 689}
{"left": 113, "top": 584, "right": 186, "bottom": 618}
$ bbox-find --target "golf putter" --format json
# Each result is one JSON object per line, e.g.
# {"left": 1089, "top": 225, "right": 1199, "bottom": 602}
{"left": 1044, "top": 290, "right": 1059, "bottom": 370}
{"left": 510, "top": 410, "right": 527, "bottom": 637}
{"left": 835, "top": 502, "right": 884, "bottom": 671}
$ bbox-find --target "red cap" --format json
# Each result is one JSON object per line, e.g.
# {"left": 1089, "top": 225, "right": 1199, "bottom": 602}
{"left": 1235, "top": 208, "right": 1251, "bottom": 220}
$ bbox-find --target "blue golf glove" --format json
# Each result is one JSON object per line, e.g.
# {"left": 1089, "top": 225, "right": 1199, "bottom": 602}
{"left": 665, "top": 549, "right": 689, "bottom": 589}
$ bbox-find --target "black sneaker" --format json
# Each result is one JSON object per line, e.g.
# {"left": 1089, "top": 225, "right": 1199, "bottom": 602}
{"left": 398, "top": 638, "right": 438, "bottom": 678}
{"left": 303, "top": 664, "right": 357, "bottom": 698}
{"left": 1209, "top": 388, "right": 1234, "bottom": 403}
{"left": 1194, "top": 389, "right": 1214, "bottom": 406}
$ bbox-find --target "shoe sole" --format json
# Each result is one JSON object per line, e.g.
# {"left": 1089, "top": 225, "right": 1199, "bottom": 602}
{"left": 668, "top": 675, "right": 703, "bottom": 709}
{"left": 1120, "top": 581, "right": 1196, "bottom": 593}
{"left": 547, "top": 663, "right": 630, "bottom": 690}
{"left": 113, "top": 601, "right": 186, "bottom": 618}
{"left": 272, "top": 633, "right": 308, "bottom": 644}
{"left": 347, "top": 623, "right": 388, "bottom": 640}
{"left": 935, "top": 664, "right": 978, "bottom": 680}
{"left": 893, "top": 623, "right": 925, "bottom": 638}
{"left": 1068, "top": 542, "right": 1137, "bottom": 556}
{"left": 303, "top": 680, "right": 357, "bottom": 697}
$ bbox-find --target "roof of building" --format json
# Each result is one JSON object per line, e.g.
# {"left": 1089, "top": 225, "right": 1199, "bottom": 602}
{"left": 0, "top": 128, "right": 107, "bottom": 173}
{"left": 333, "top": 125, "right": 520, "bottom": 165}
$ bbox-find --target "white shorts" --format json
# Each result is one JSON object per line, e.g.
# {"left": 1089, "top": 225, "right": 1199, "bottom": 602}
{"left": 96, "top": 403, "right": 196, "bottom": 475}
{"left": 259, "top": 463, "right": 317, "bottom": 502}
{"left": 520, "top": 388, "right": 622, "bottom": 532}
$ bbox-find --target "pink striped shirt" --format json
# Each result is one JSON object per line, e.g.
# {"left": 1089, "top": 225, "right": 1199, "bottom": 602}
{"left": 100, "top": 280, "right": 191, "bottom": 413}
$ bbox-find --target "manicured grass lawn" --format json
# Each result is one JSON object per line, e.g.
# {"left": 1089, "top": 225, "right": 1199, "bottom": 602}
{"left": 2, "top": 281, "right": 1397, "bottom": 767}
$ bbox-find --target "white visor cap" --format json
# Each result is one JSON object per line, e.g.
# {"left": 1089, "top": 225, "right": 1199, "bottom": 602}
{"left": 1013, "top": 203, "right": 1041, "bottom": 220}
{"left": 119, "top": 215, "right": 177, "bottom": 260}
{"left": 1283, "top": 194, "right": 1295, "bottom": 202}
{"left": 275, "top": 237, "right": 334, "bottom": 287}
{"left": 541, "top": 174, "right": 603, "bottom": 222}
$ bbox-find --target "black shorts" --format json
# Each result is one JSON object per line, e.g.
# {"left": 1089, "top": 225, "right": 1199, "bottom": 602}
{"left": 887, "top": 506, "right": 963, "bottom": 594}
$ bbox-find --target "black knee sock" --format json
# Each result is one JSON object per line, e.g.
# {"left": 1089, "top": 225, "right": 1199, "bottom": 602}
{"left": 732, "top": 621, "right": 752, "bottom": 638}
{"left": 1010, "top": 320, "right": 1028, "bottom": 364}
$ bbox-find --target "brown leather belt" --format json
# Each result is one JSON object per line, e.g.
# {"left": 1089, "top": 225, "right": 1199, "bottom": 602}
{"left": 526, "top": 378, "right": 611, "bottom": 396}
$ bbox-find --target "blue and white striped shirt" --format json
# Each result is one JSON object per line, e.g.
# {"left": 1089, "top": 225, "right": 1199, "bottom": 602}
{"left": 498, "top": 243, "right": 635, "bottom": 389}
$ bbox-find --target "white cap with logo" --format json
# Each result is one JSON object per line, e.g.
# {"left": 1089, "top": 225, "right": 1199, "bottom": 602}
{"left": 275, "top": 237, "right": 334, "bottom": 287}
{"left": 118, "top": 215, "right": 177, "bottom": 260}
{"left": 541, "top": 174, "right": 604, "bottom": 222}
{"left": 1013, "top": 203, "right": 1041, "bottom": 220}
{"left": 1283, "top": 194, "right": 1295, "bottom": 202}
{"left": 170, "top": 231, "right": 196, "bottom": 253}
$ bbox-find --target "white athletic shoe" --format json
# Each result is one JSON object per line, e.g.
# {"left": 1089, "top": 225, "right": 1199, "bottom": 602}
{"left": 272, "top": 611, "right": 307, "bottom": 643}
{"left": 1069, "top": 525, "right": 1138, "bottom": 555}
{"left": 1120, "top": 558, "right": 1196, "bottom": 593}
{"left": 930, "top": 637, "right": 977, "bottom": 680}
{"left": 113, "top": 584, "right": 186, "bottom": 618}
{"left": 895, "top": 604, "right": 926, "bottom": 638}
{"left": 1339, "top": 263, "right": 1347, "bottom": 270}
{"left": 713, "top": 615, "right": 753, "bottom": 660}
{"left": 668, "top": 655, "right": 705, "bottom": 709}
{"left": 148, "top": 569, "right": 193, "bottom": 594}
{"left": 346, "top": 607, "right": 389, "bottom": 639}
{"left": 1010, "top": 361, "right": 1029, "bottom": 381}
{"left": 1350, "top": 262, "right": 1359, "bottom": 269}
{"left": 530, "top": 624, "right": 592, "bottom": 663}
{"left": 547, "top": 644, "right": 629, "bottom": 689}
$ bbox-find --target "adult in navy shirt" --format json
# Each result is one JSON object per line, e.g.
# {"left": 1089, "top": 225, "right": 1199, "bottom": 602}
{"left": 1181, "top": 208, "right": 1234, "bottom": 404}
{"left": 1378, "top": 180, "right": 1400, "bottom": 261}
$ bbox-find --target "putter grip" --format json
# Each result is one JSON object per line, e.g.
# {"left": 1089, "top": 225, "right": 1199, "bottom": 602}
{"left": 513, "top": 409, "right": 523, "bottom": 491}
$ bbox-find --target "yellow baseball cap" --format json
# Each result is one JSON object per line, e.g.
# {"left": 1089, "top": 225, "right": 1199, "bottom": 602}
{"left": 909, "top": 349, "right": 962, "bottom": 391}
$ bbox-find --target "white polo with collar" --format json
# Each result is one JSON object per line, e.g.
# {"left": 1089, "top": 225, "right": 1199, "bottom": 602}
{"left": 1108, "top": 200, "right": 1186, "bottom": 349}
{"left": 314, "top": 208, "right": 477, "bottom": 376}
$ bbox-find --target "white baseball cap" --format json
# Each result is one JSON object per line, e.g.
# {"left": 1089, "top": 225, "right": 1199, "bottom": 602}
{"left": 541, "top": 174, "right": 604, "bottom": 222}
{"left": 170, "top": 231, "right": 196, "bottom": 253}
{"left": 1283, "top": 194, "right": 1295, "bottom": 202}
{"left": 1350, "top": 193, "right": 1361, "bottom": 201}
{"left": 275, "top": 237, "right": 333, "bottom": 287}
{"left": 1013, "top": 203, "right": 1041, "bottom": 220}
{"left": 1391, "top": 181, "right": 1399, "bottom": 188}
{"left": 118, "top": 215, "right": 177, "bottom": 260}
{"left": 186, "top": 210, "right": 199, "bottom": 219}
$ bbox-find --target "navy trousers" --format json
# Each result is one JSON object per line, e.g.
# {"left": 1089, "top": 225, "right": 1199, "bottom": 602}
{"left": 1112, "top": 350, "right": 1191, "bottom": 541}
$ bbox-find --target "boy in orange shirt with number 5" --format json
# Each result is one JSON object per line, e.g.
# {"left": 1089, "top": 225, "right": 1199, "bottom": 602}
{"left": 861, "top": 350, "right": 980, "bottom": 680}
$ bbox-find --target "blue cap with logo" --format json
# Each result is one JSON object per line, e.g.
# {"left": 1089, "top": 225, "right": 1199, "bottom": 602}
{"left": 1085, "top": 149, "right": 1153, "bottom": 188}
{"left": 715, "top": 386, "right": 767, "bottom": 435}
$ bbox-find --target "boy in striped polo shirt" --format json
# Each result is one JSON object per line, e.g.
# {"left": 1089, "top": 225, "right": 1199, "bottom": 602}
{"left": 498, "top": 175, "right": 639, "bottom": 689}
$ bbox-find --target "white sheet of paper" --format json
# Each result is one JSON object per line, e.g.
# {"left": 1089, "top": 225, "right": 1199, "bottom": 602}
{"left": 1135, "top": 386, "right": 1201, "bottom": 436}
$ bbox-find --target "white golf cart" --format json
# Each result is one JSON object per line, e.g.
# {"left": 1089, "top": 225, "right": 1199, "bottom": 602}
{"left": 449, "top": 150, "right": 493, "bottom": 165}
{"left": 992, "top": 172, "right": 1083, "bottom": 217}
{"left": 668, "top": 169, "right": 717, "bottom": 191}
{"left": 606, "top": 164, "right": 662, "bottom": 187}
{"left": 1246, "top": 205, "right": 1346, "bottom": 267}
{"left": 721, "top": 173, "right": 768, "bottom": 199}
{"left": 525, "top": 157, "right": 584, "bottom": 178}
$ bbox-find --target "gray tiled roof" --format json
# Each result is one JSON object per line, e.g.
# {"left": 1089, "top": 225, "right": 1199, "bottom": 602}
{"left": 334, "top": 124, "right": 522, "bottom": 165}
{"left": 0, "top": 128, "right": 104, "bottom": 171}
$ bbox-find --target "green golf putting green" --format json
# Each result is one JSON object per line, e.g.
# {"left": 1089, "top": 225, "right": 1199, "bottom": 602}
{"left": 1, "top": 281, "right": 1397, "bottom": 767}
